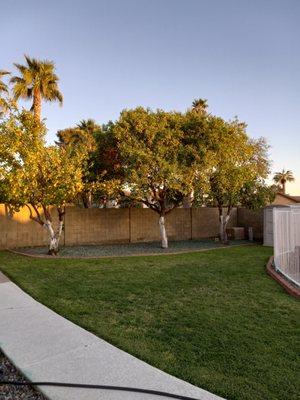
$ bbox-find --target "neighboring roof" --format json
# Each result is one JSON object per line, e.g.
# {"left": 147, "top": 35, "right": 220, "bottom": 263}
{"left": 275, "top": 192, "right": 300, "bottom": 203}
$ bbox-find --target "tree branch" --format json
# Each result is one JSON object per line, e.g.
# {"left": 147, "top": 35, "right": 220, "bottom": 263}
{"left": 42, "top": 204, "right": 52, "bottom": 222}
{"left": 57, "top": 206, "right": 66, "bottom": 221}
{"left": 28, "top": 203, "right": 44, "bottom": 226}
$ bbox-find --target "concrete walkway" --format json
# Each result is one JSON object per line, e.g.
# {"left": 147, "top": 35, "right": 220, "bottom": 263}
{"left": 0, "top": 272, "right": 225, "bottom": 400}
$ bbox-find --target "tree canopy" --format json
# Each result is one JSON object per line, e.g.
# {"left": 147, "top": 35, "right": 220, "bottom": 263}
{"left": 194, "top": 117, "right": 271, "bottom": 242}
{"left": 0, "top": 70, "right": 11, "bottom": 116}
{"left": 0, "top": 54, "right": 276, "bottom": 251}
{"left": 113, "top": 107, "right": 218, "bottom": 247}
{"left": 0, "top": 110, "right": 83, "bottom": 254}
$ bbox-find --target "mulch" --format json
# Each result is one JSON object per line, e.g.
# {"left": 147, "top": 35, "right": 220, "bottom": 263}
{"left": 12, "top": 239, "right": 251, "bottom": 259}
{"left": 0, "top": 351, "right": 47, "bottom": 400}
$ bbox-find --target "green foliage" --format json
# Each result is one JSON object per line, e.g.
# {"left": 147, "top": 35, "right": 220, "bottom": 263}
{"left": 76, "top": 119, "right": 101, "bottom": 135}
{"left": 55, "top": 120, "right": 123, "bottom": 207}
{"left": 205, "top": 117, "right": 271, "bottom": 209}
{"left": 56, "top": 127, "right": 97, "bottom": 152}
{"left": 239, "top": 181, "right": 276, "bottom": 210}
{"left": 0, "top": 110, "right": 83, "bottom": 212}
{"left": 1, "top": 76, "right": 274, "bottom": 220}
{"left": 114, "top": 107, "right": 212, "bottom": 214}
{"left": 93, "top": 122, "right": 123, "bottom": 180}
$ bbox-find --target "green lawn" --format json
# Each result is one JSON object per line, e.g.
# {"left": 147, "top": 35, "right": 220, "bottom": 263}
{"left": 0, "top": 246, "right": 299, "bottom": 400}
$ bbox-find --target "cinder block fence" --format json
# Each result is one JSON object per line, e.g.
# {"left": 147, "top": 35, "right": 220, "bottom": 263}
{"left": 0, "top": 204, "right": 263, "bottom": 249}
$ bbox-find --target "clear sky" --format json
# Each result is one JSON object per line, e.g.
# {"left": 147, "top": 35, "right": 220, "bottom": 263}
{"left": 1, "top": 0, "right": 299, "bottom": 194}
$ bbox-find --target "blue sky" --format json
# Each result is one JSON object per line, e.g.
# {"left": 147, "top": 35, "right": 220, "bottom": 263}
{"left": 1, "top": 0, "right": 299, "bottom": 194}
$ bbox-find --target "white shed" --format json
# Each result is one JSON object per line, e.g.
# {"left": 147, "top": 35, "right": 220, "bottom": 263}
{"left": 263, "top": 205, "right": 289, "bottom": 246}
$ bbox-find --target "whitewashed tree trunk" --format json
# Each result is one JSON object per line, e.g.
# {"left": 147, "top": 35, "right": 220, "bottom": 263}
{"left": 57, "top": 219, "right": 64, "bottom": 237}
{"left": 44, "top": 220, "right": 63, "bottom": 255}
{"left": 219, "top": 214, "right": 230, "bottom": 244}
{"left": 159, "top": 216, "right": 168, "bottom": 248}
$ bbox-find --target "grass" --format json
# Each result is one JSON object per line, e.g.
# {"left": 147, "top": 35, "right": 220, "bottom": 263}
{"left": 0, "top": 245, "right": 299, "bottom": 400}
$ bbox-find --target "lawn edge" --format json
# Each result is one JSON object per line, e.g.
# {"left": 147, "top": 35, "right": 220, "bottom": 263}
{"left": 7, "top": 243, "right": 254, "bottom": 260}
{"left": 266, "top": 256, "right": 300, "bottom": 298}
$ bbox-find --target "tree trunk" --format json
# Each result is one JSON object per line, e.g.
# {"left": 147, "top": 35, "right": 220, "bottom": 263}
{"left": 32, "top": 89, "right": 41, "bottom": 121}
{"left": 219, "top": 214, "right": 230, "bottom": 244}
{"left": 218, "top": 205, "right": 232, "bottom": 244}
{"left": 282, "top": 180, "right": 286, "bottom": 194}
{"left": 44, "top": 219, "right": 63, "bottom": 255}
{"left": 159, "top": 215, "right": 168, "bottom": 248}
{"left": 82, "top": 191, "right": 92, "bottom": 208}
{"left": 183, "top": 191, "right": 194, "bottom": 208}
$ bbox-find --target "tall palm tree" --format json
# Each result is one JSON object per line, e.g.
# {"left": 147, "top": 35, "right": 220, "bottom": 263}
{"left": 273, "top": 169, "right": 295, "bottom": 194}
{"left": 0, "top": 70, "right": 10, "bottom": 115}
{"left": 10, "top": 55, "right": 63, "bottom": 120}
{"left": 192, "top": 98, "right": 208, "bottom": 115}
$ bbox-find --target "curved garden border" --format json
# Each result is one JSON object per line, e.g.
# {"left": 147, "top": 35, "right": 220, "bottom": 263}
{"left": 266, "top": 256, "right": 300, "bottom": 298}
{"left": 8, "top": 243, "right": 252, "bottom": 260}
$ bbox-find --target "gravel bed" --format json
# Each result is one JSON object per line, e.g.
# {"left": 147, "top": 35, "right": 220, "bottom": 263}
{"left": 17, "top": 239, "right": 250, "bottom": 258}
{"left": 0, "top": 350, "right": 47, "bottom": 400}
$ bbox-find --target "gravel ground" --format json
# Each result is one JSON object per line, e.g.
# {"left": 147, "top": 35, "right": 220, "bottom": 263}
{"left": 0, "top": 351, "right": 47, "bottom": 400}
{"left": 17, "top": 239, "right": 250, "bottom": 258}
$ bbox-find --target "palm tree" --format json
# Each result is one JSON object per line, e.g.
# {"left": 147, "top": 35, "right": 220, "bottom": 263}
{"left": 76, "top": 119, "right": 100, "bottom": 134}
{"left": 56, "top": 127, "right": 87, "bottom": 148}
{"left": 10, "top": 55, "right": 63, "bottom": 120}
{"left": 0, "top": 70, "right": 10, "bottom": 115}
{"left": 273, "top": 169, "right": 295, "bottom": 194}
{"left": 192, "top": 98, "right": 208, "bottom": 115}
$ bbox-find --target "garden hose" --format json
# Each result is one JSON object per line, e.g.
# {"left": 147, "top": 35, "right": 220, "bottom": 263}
{"left": 0, "top": 380, "right": 203, "bottom": 400}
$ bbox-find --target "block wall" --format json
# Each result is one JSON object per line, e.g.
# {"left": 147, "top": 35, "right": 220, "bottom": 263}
{"left": 0, "top": 204, "right": 258, "bottom": 249}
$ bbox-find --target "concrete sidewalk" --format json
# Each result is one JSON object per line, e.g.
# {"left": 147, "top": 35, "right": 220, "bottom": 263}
{"left": 0, "top": 272, "right": 225, "bottom": 400}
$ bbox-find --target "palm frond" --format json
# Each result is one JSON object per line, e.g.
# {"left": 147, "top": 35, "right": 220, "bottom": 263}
{"left": 10, "top": 55, "right": 63, "bottom": 115}
{"left": 0, "top": 70, "right": 10, "bottom": 78}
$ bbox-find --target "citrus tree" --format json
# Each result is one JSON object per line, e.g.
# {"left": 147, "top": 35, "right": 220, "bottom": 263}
{"left": 239, "top": 180, "right": 276, "bottom": 210}
{"left": 56, "top": 122, "right": 98, "bottom": 208}
{"left": 206, "top": 117, "right": 270, "bottom": 243}
{"left": 114, "top": 107, "right": 212, "bottom": 248}
{"left": 56, "top": 120, "right": 123, "bottom": 208}
{"left": 0, "top": 110, "right": 83, "bottom": 254}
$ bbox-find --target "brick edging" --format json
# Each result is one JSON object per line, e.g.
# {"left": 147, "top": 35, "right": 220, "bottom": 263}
{"left": 266, "top": 256, "right": 300, "bottom": 298}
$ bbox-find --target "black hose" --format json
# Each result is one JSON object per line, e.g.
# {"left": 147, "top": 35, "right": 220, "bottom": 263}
{"left": 0, "top": 381, "right": 203, "bottom": 400}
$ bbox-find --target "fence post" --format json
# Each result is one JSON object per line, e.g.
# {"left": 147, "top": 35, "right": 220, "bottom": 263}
{"left": 129, "top": 207, "right": 132, "bottom": 243}
{"left": 63, "top": 206, "right": 68, "bottom": 246}
{"left": 190, "top": 208, "right": 193, "bottom": 240}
